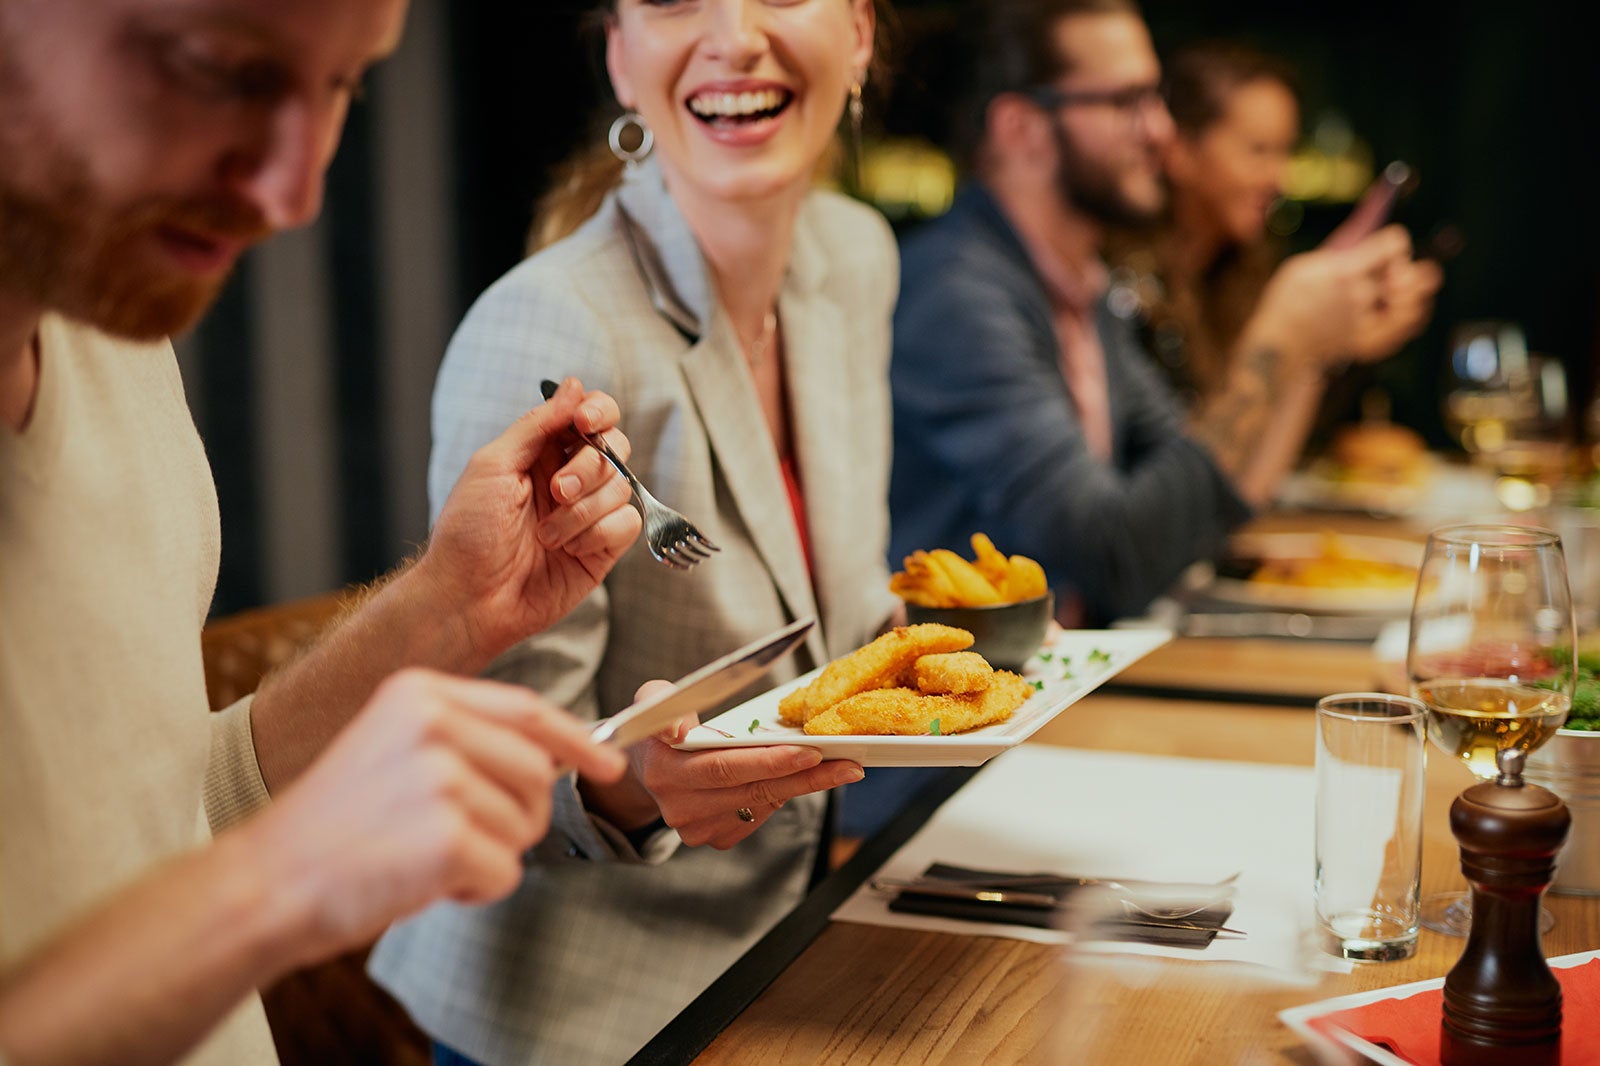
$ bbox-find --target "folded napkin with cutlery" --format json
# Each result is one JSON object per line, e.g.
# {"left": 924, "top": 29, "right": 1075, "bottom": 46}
{"left": 884, "top": 862, "right": 1237, "bottom": 949}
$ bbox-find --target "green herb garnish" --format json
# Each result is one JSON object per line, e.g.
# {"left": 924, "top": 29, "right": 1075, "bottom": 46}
{"left": 1537, "top": 652, "right": 1600, "bottom": 729}
{"left": 1030, "top": 679, "right": 1045, "bottom": 692}
{"left": 748, "top": 718, "right": 760, "bottom": 734}
{"left": 929, "top": 718, "right": 942, "bottom": 736}
{"left": 1088, "top": 648, "right": 1112, "bottom": 665}
{"left": 1566, "top": 673, "right": 1600, "bottom": 729}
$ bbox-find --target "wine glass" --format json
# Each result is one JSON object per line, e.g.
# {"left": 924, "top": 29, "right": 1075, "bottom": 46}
{"left": 1406, "top": 524, "right": 1576, "bottom": 936}
{"left": 1489, "top": 354, "right": 1573, "bottom": 513}
{"left": 1441, "top": 320, "right": 1535, "bottom": 456}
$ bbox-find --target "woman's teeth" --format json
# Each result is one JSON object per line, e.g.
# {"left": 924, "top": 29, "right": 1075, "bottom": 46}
{"left": 688, "top": 88, "right": 790, "bottom": 123}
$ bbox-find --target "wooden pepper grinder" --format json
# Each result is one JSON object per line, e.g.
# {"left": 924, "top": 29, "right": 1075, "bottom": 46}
{"left": 1441, "top": 747, "right": 1571, "bottom": 1065}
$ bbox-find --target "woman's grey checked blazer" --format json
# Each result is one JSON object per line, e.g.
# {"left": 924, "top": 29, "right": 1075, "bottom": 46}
{"left": 369, "top": 157, "right": 900, "bottom": 1066}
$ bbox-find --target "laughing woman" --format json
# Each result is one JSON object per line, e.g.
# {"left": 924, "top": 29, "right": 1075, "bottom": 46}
{"left": 368, "top": 2, "right": 895, "bottom": 1063}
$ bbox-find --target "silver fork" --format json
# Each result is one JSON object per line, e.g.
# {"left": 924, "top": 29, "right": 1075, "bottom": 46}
{"left": 540, "top": 380, "right": 720, "bottom": 570}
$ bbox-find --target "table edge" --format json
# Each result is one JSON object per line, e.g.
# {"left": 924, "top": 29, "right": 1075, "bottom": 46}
{"left": 624, "top": 764, "right": 985, "bottom": 1066}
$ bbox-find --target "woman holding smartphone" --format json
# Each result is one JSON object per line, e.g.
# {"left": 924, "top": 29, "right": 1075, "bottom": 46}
{"left": 1112, "top": 40, "right": 1442, "bottom": 408}
{"left": 369, "top": 2, "right": 895, "bottom": 1064}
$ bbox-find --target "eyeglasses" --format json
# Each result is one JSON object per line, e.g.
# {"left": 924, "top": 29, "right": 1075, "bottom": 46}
{"left": 1027, "top": 83, "right": 1166, "bottom": 124}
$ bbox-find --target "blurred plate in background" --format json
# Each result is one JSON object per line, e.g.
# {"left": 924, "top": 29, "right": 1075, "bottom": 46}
{"left": 1199, "top": 532, "right": 1422, "bottom": 615}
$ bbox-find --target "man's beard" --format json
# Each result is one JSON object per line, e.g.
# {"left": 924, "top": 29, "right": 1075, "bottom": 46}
{"left": 0, "top": 44, "right": 268, "bottom": 339}
{"left": 1050, "top": 118, "right": 1166, "bottom": 231}
{"left": 0, "top": 183, "right": 239, "bottom": 340}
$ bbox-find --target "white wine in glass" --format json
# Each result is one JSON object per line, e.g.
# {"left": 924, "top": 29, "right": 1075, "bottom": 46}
{"left": 1407, "top": 524, "right": 1576, "bottom": 937}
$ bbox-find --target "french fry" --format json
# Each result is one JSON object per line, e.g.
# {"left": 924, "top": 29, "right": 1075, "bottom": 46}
{"left": 889, "top": 569, "right": 945, "bottom": 607}
{"left": 969, "top": 532, "right": 1011, "bottom": 590}
{"left": 889, "top": 534, "right": 1050, "bottom": 607}
{"left": 928, "top": 549, "right": 1005, "bottom": 606}
{"left": 893, "top": 550, "right": 962, "bottom": 607}
{"left": 1002, "top": 554, "right": 1048, "bottom": 601}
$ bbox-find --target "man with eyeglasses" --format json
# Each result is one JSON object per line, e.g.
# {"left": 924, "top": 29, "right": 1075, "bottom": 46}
{"left": 886, "top": 0, "right": 1437, "bottom": 629}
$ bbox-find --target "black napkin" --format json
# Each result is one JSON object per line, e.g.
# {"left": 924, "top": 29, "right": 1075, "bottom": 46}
{"left": 886, "top": 862, "right": 1234, "bottom": 949}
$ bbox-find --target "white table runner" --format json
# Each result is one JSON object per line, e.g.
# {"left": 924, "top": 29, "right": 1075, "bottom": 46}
{"left": 833, "top": 745, "right": 1346, "bottom": 978}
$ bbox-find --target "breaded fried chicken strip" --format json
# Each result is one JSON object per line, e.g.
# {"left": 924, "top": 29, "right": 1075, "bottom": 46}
{"left": 903, "top": 652, "right": 993, "bottom": 694}
{"left": 804, "top": 670, "right": 1033, "bottom": 736}
{"left": 777, "top": 624, "right": 973, "bottom": 726}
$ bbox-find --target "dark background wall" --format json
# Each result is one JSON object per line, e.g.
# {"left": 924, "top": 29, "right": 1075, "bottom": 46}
{"left": 184, "top": 0, "right": 1596, "bottom": 616}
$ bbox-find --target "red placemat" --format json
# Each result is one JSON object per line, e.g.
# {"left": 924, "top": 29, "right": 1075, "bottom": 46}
{"left": 1307, "top": 958, "right": 1600, "bottom": 1065}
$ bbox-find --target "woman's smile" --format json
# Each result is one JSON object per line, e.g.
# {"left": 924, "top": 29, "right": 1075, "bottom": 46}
{"left": 684, "top": 79, "right": 794, "bottom": 145}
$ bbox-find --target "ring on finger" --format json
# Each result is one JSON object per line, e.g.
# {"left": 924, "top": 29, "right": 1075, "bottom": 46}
{"left": 735, "top": 807, "right": 755, "bottom": 823}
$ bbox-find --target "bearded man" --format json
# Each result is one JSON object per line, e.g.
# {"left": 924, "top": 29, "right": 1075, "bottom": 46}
{"left": 886, "top": 0, "right": 1438, "bottom": 626}
{"left": 838, "top": 0, "right": 1440, "bottom": 836}
{"left": 0, "top": 2, "right": 641, "bottom": 1063}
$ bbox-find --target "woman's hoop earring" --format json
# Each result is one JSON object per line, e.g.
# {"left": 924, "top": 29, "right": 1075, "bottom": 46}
{"left": 608, "top": 112, "right": 654, "bottom": 169}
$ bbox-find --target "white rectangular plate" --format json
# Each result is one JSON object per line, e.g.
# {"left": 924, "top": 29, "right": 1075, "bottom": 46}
{"left": 673, "top": 627, "right": 1171, "bottom": 767}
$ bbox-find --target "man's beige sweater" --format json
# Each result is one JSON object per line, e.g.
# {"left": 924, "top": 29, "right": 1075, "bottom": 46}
{"left": 2, "top": 315, "right": 277, "bottom": 1064}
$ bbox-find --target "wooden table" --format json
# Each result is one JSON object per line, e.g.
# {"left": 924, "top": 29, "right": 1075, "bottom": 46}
{"left": 631, "top": 638, "right": 1600, "bottom": 1065}
{"left": 1111, "top": 634, "right": 1388, "bottom": 704}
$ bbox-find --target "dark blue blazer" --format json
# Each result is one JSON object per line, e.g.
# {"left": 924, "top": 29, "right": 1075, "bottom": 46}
{"left": 889, "top": 184, "right": 1251, "bottom": 623}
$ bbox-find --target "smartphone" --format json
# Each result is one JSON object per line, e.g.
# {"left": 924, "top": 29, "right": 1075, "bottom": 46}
{"left": 1323, "top": 161, "right": 1418, "bottom": 249}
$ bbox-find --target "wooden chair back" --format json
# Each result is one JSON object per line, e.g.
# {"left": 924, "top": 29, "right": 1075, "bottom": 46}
{"left": 202, "top": 591, "right": 430, "bottom": 1066}
{"left": 201, "top": 592, "right": 351, "bottom": 711}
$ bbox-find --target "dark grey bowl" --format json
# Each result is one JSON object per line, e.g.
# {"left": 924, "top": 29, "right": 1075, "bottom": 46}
{"left": 904, "top": 592, "right": 1055, "bottom": 671}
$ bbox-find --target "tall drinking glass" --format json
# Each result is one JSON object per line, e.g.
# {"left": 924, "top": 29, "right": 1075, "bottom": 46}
{"left": 1407, "top": 524, "right": 1576, "bottom": 936}
{"left": 1315, "top": 694, "right": 1427, "bottom": 961}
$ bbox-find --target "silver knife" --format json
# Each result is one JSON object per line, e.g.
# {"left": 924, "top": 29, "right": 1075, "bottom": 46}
{"left": 590, "top": 617, "right": 814, "bottom": 749}
{"left": 871, "top": 878, "right": 1059, "bottom": 907}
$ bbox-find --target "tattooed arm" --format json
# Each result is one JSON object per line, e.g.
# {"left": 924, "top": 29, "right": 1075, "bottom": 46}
{"left": 1188, "top": 343, "right": 1325, "bottom": 508}
{"left": 1185, "top": 229, "right": 1428, "bottom": 507}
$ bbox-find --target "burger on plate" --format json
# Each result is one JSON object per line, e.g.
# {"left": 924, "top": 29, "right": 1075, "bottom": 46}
{"left": 1326, "top": 420, "right": 1429, "bottom": 486}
